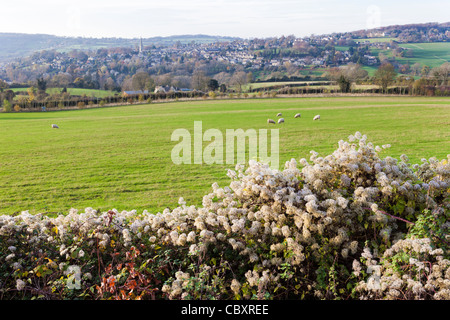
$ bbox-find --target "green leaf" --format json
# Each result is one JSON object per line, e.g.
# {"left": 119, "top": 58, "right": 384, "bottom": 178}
{"left": 394, "top": 199, "right": 406, "bottom": 214}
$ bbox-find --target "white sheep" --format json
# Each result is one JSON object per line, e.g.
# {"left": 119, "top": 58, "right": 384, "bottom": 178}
{"left": 277, "top": 113, "right": 282, "bottom": 117}
{"left": 51, "top": 124, "right": 59, "bottom": 129}
{"left": 313, "top": 115, "right": 320, "bottom": 121}
{"left": 278, "top": 118, "right": 284, "bottom": 124}
{"left": 267, "top": 119, "right": 276, "bottom": 124}
{"left": 294, "top": 113, "right": 301, "bottom": 118}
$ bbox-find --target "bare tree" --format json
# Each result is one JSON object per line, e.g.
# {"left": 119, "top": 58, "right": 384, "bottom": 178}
{"left": 191, "top": 70, "right": 208, "bottom": 91}
{"left": 172, "top": 76, "right": 191, "bottom": 89}
{"left": 131, "top": 72, "right": 154, "bottom": 92}
{"left": 327, "top": 63, "right": 368, "bottom": 92}
{"left": 51, "top": 73, "right": 73, "bottom": 88}
{"left": 374, "top": 63, "right": 397, "bottom": 93}
{"left": 421, "top": 65, "right": 430, "bottom": 77}
{"left": 213, "top": 72, "right": 232, "bottom": 86}
{"left": 411, "top": 63, "right": 422, "bottom": 76}
{"left": 231, "top": 71, "right": 248, "bottom": 93}
{"left": 121, "top": 76, "right": 133, "bottom": 91}
{"left": 431, "top": 62, "right": 450, "bottom": 86}
{"left": 342, "top": 63, "right": 369, "bottom": 82}
{"left": 105, "top": 77, "right": 117, "bottom": 91}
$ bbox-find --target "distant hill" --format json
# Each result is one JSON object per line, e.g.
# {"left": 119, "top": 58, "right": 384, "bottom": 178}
{"left": 345, "top": 22, "right": 450, "bottom": 42}
{"left": 0, "top": 33, "right": 60, "bottom": 61}
{"left": 0, "top": 22, "right": 448, "bottom": 63}
{"left": 0, "top": 33, "right": 241, "bottom": 62}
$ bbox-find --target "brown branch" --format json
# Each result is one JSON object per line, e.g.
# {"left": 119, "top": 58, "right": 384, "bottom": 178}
{"left": 363, "top": 207, "right": 415, "bottom": 225}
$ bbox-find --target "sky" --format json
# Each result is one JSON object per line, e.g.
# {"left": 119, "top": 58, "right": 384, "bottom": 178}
{"left": 1, "top": 0, "right": 449, "bottom": 39}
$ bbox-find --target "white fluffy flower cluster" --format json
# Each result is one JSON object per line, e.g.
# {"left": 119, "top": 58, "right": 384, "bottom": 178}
{"left": 354, "top": 237, "right": 450, "bottom": 300}
{"left": 162, "top": 271, "right": 191, "bottom": 299}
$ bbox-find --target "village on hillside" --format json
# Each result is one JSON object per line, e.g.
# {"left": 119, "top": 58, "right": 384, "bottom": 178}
{"left": 0, "top": 22, "right": 449, "bottom": 107}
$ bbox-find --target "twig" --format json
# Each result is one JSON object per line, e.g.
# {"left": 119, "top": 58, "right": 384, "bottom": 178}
{"left": 379, "top": 210, "right": 415, "bottom": 225}
{"left": 363, "top": 207, "right": 415, "bottom": 225}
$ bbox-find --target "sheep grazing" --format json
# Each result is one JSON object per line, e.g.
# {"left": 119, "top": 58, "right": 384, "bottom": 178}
{"left": 313, "top": 115, "right": 320, "bottom": 121}
{"left": 277, "top": 113, "right": 282, "bottom": 117}
{"left": 267, "top": 119, "right": 276, "bottom": 124}
{"left": 51, "top": 124, "right": 59, "bottom": 129}
{"left": 294, "top": 113, "right": 301, "bottom": 118}
{"left": 278, "top": 118, "right": 284, "bottom": 124}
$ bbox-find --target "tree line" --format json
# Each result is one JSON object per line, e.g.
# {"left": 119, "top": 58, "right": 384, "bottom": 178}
{"left": 1, "top": 61, "right": 449, "bottom": 112}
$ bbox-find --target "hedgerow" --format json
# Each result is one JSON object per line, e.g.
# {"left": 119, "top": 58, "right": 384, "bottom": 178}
{"left": 1, "top": 132, "right": 448, "bottom": 300}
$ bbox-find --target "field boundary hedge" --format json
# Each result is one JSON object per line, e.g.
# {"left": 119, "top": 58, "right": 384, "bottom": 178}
{"left": 1, "top": 133, "right": 448, "bottom": 300}
{"left": 3, "top": 89, "right": 450, "bottom": 113}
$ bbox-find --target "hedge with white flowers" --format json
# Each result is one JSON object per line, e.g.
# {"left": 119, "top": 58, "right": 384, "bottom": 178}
{"left": 1, "top": 132, "right": 449, "bottom": 300}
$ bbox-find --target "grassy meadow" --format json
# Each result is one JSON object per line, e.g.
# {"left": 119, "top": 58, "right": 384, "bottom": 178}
{"left": 369, "top": 42, "right": 450, "bottom": 70}
{"left": 358, "top": 37, "right": 399, "bottom": 43}
{"left": 0, "top": 96, "right": 448, "bottom": 215}
{"left": 46, "top": 87, "right": 118, "bottom": 98}
{"left": 11, "top": 87, "right": 118, "bottom": 98}
{"left": 399, "top": 42, "right": 450, "bottom": 68}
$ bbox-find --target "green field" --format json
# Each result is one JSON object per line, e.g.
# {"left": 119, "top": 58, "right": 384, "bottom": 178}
{"left": 0, "top": 96, "right": 449, "bottom": 215}
{"left": 358, "top": 37, "right": 399, "bottom": 43}
{"left": 359, "top": 65, "right": 380, "bottom": 77}
{"left": 10, "top": 87, "right": 118, "bottom": 98}
{"left": 399, "top": 42, "right": 450, "bottom": 68}
{"left": 370, "top": 42, "right": 450, "bottom": 70}
{"left": 46, "top": 87, "right": 118, "bottom": 98}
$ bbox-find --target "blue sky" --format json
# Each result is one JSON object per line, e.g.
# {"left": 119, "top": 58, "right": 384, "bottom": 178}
{"left": 1, "top": 0, "right": 449, "bottom": 38}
